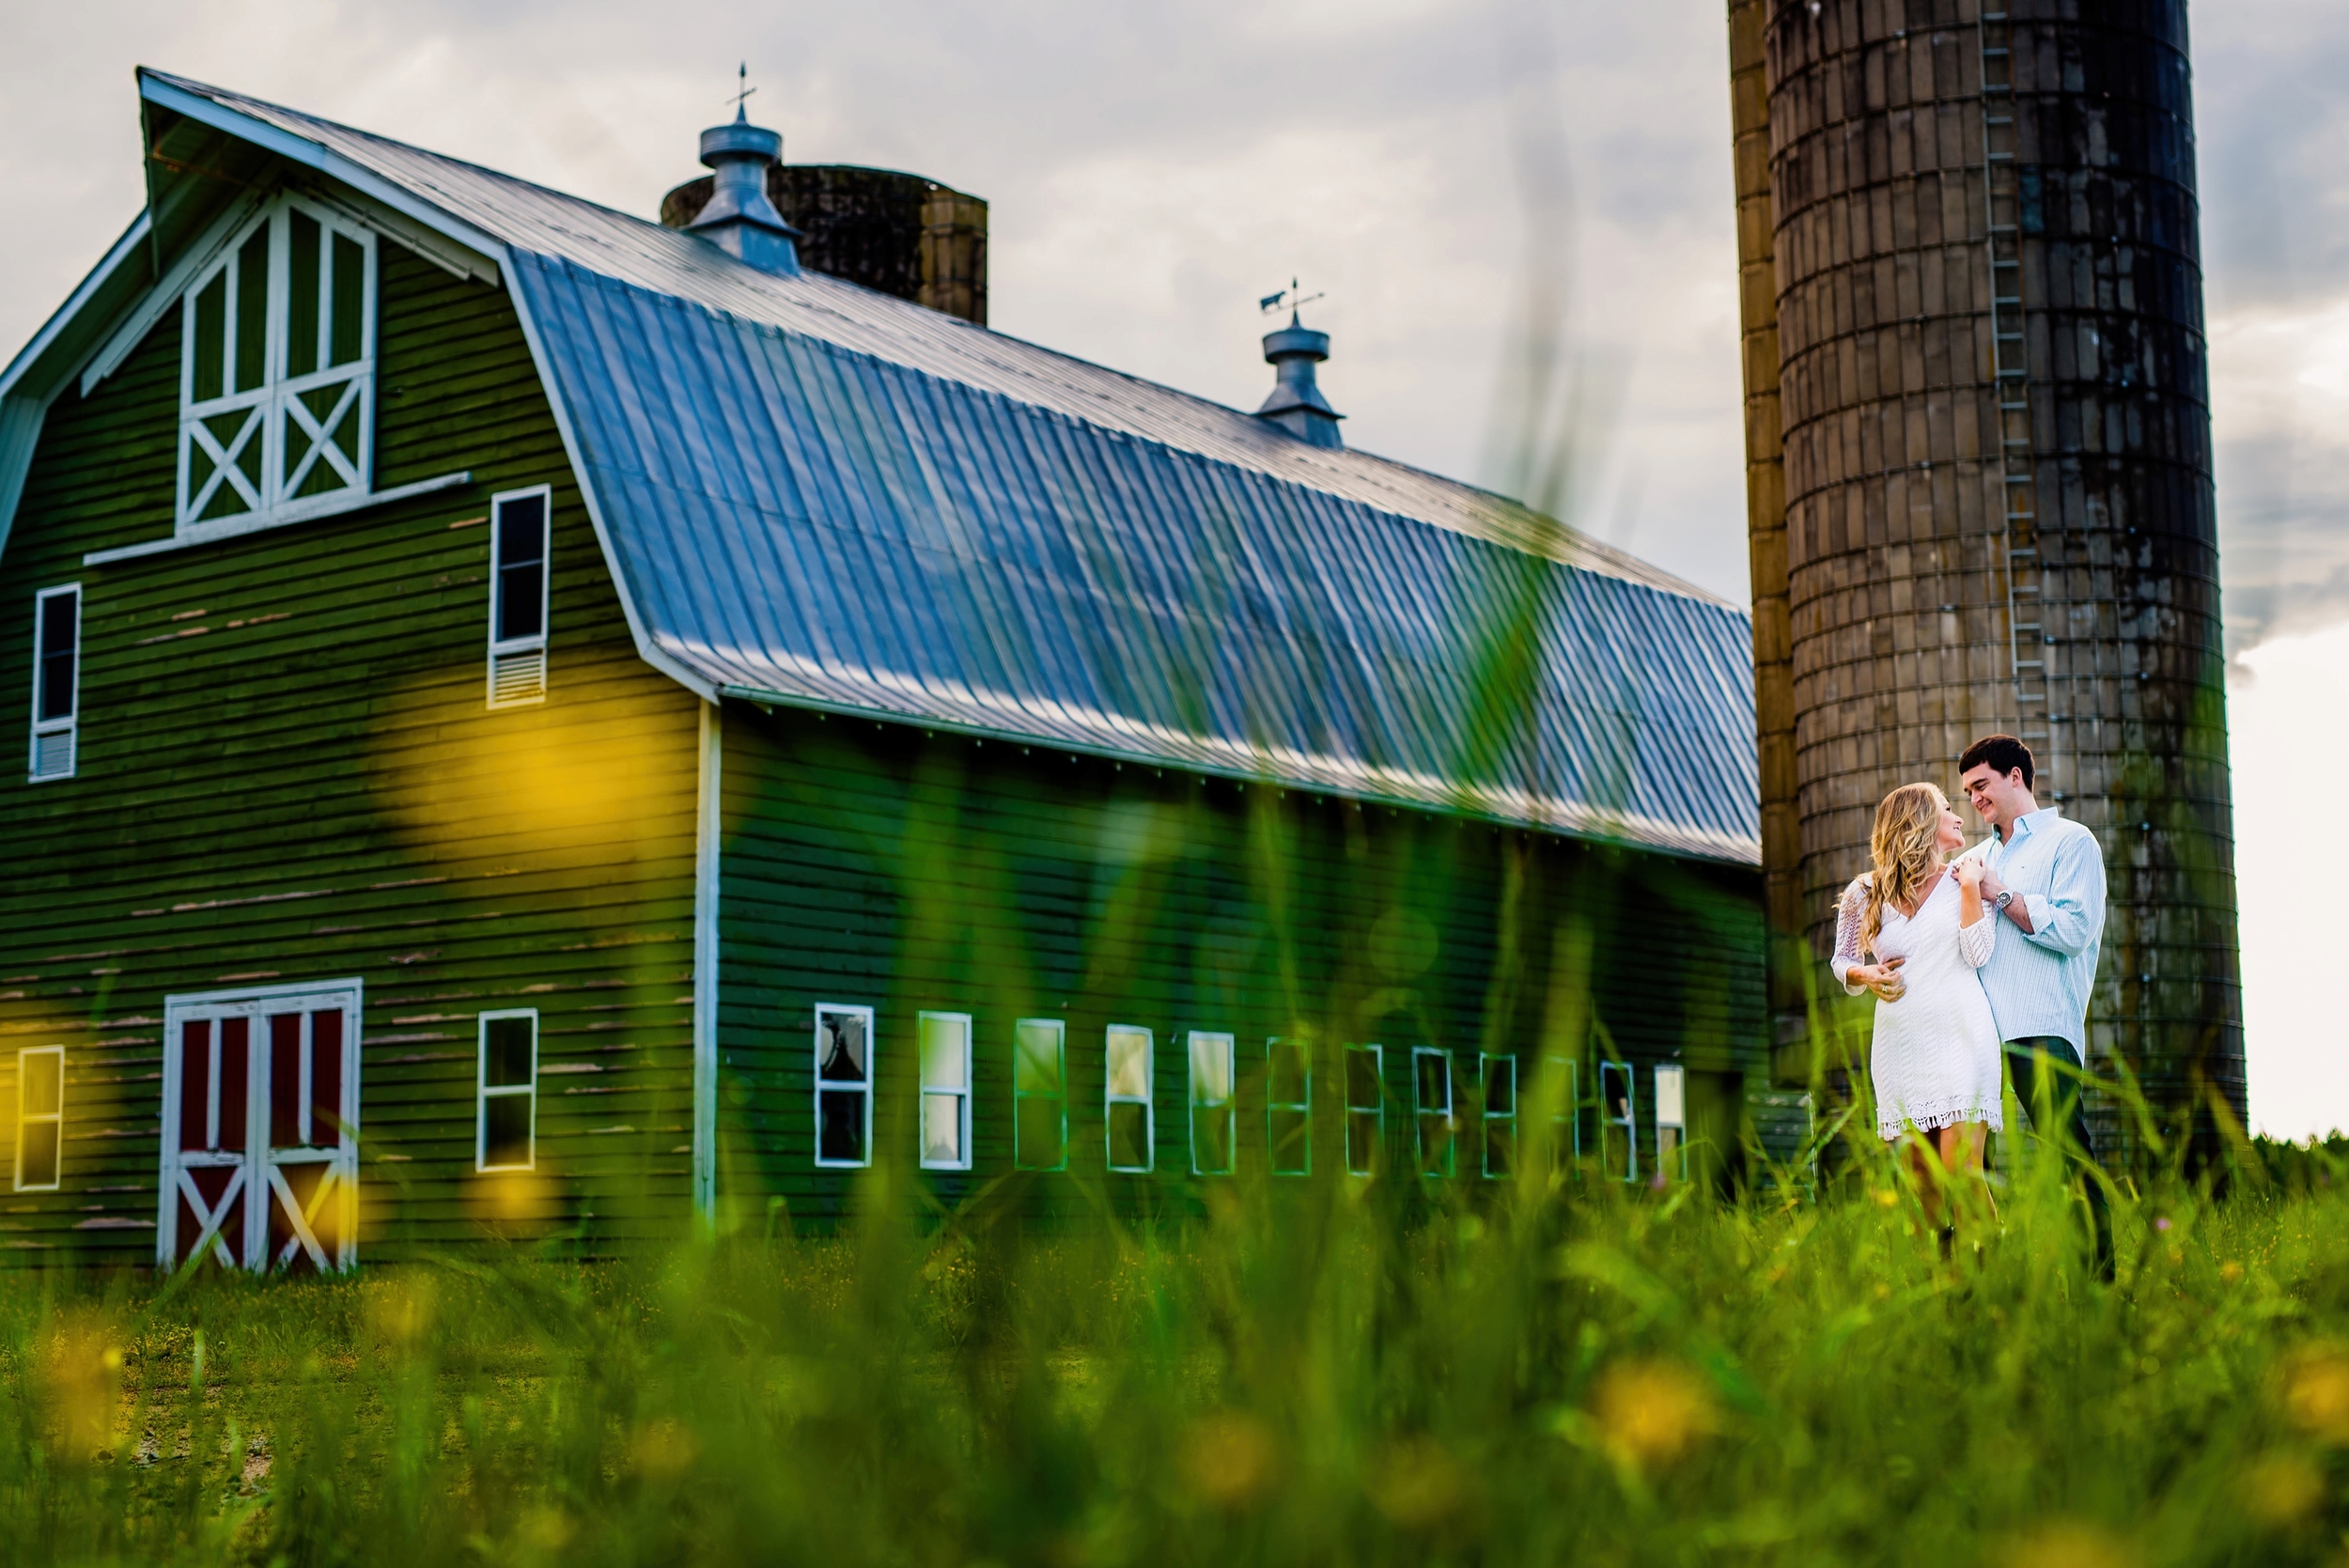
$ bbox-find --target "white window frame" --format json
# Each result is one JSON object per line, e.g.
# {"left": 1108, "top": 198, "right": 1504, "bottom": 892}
{"left": 918, "top": 1010, "right": 973, "bottom": 1172}
{"left": 486, "top": 484, "right": 552, "bottom": 709}
{"left": 1545, "top": 1054, "right": 1580, "bottom": 1173}
{"left": 474, "top": 1009, "right": 539, "bottom": 1173}
{"left": 1344, "top": 1043, "right": 1384, "bottom": 1176}
{"left": 175, "top": 195, "right": 379, "bottom": 536}
{"left": 1266, "top": 1037, "right": 1311, "bottom": 1177}
{"left": 814, "top": 1003, "right": 876, "bottom": 1170}
{"left": 1480, "top": 1052, "right": 1516, "bottom": 1180}
{"left": 1014, "top": 1017, "right": 1068, "bottom": 1172}
{"left": 1187, "top": 1031, "right": 1237, "bottom": 1176}
{"left": 26, "top": 583, "right": 80, "bottom": 783}
{"left": 1600, "top": 1059, "right": 1638, "bottom": 1183}
{"left": 1654, "top": 1063, "right": 1688, "bottom": 1182}
{"left": 1412, "top": 1047, "right": 1456, "bottom": 1177}
{"left": 1104, "top": 1024, "right": 1154, "bottom": 1173}
{"left": 14, "top": 1046, "right": 65, "bottom": 1192}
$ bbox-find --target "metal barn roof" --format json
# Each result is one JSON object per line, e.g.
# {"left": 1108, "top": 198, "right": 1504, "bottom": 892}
{"left": 5, "top": 71, "right": 1761, "bottom": 864}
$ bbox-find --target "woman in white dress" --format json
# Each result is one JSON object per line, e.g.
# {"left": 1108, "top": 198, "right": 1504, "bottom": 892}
{"left": 1831, "top": 783, "right": 2002, "bottom": 1240}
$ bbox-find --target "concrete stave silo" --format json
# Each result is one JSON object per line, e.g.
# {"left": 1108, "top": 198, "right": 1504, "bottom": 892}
{"left": 1727, "top": 0, "right": 2243, "bottom": 1153}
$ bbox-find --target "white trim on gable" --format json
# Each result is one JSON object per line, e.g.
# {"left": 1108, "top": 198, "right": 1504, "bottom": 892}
{"left": 81, "top": 194, "right": 271, "bottom": 398}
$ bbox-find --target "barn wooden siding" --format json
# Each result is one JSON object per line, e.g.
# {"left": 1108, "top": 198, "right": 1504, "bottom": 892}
{"left": 712, "top": 706, "right": 1768, "bottom": 1227}
{"left": 0, "top": 241, "right": 702, "bottom": 1264}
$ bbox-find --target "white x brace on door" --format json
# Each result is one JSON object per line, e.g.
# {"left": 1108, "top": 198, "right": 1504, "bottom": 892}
{"left": 158, "top": 980, "right": 362, "bottom": 1272}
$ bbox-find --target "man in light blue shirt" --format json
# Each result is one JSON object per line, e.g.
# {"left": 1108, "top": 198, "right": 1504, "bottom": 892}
{"left": 1959, "top": 734, "right": 2110, "bottom": 1273}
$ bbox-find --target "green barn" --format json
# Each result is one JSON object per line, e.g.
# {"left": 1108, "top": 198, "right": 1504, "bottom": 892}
{"left": 0, "top": 71, "right": 1775, "bottom": 1267}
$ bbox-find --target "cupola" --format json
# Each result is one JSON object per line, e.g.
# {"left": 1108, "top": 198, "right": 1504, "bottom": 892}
{"left": 686, "top": 69, "right": 801, "bottom": 275}
{"left": 1254, "top": 283, "right": 1343, "bottom": 449}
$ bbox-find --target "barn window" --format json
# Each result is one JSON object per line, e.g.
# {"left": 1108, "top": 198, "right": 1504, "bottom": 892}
{"left": 1545, "top": 1055, "right": 1579, "bottom": 1172}
{"left": 487, "top": 486, "right": 551, "bottom": 706}
{"left": 1599, "top": 1060, "right": 1637, "bottom": 1182}
{"left": 13, "top": 1047, "right": 64, "bottom": 1191}
{"left": 26, "top": 584, "right": 79, "bottom": 782}
{"left": 1413, "top": 1048, "right": 1455, "bottom": 1177}
{"left": 816, "top": 1005, "right": 874, "bottom": 1168}
{"left": 919, "top": 1011, "right": 972, "bottom": 1171}
{"left": 1267, "top": 1037, "right": 1310, "bottom": 1176}
{"left": 1104, "top": 1025, "right": 1153, "bottom": 1172}
{"left": 1188, "top": 1032, "right": 1235, "bottom": 1175}
{"left": 178, "top": 198, "right": 376, "bottom": 532}
{"left": 476, "top": 1011, "right": 537, "bottom": 1172}
{"left": 1654, "top": 1063, "right": 1688, "bottom": 1181}
{"left": 1344, "top": 1044, "right": 1383, "bottom": 1175}
{"left": 1480, "top": 1053, "right": 1516, "bottom": 1178}
{"left": 1014, "top": 1017, "right": 1066, "bottom": 1171}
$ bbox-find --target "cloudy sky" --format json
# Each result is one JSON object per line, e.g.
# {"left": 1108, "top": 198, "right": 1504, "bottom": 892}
{"left": 4, "top": 1, "right": 2344, "bottom": 1132}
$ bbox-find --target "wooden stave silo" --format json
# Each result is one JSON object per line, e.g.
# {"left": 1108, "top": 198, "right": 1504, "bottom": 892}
{"left": 1728, "top": 0, "right": 2244, "bottom": 1153}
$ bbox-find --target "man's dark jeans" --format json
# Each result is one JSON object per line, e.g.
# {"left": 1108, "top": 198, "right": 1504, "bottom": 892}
{"left": 2004, "top": 1035, "right": 2113, "bottom": 1275}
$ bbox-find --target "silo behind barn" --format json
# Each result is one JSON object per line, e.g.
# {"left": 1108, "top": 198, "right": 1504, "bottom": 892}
{"left": 1729, "top": 0, "right": 2243, "bottom": 1155}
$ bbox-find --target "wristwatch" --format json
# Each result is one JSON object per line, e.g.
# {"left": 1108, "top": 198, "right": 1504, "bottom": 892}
{"left": 1993, "top": 890, "right": 2016, "bottom": 913}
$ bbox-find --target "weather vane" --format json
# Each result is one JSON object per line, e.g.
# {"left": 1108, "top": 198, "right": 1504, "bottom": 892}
{"left": 726, "top": 62, "right": 757, "bottom": 119}
{"left": 1258, "top": 278, "right": 1326, "bottom": 318}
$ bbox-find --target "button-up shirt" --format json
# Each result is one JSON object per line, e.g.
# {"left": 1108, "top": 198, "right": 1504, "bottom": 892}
{"left": 1968, "top": 807, "right": 2107, "bottom": 1060}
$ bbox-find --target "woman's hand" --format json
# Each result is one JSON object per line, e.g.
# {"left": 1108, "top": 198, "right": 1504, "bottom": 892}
{"left": 1850, "top": 957, "right": 1906, "bottom": 1002}
{"left": 1955, "top": 855, "right": 1986, "bottom": 927}
{"left": 1955, "top": 858, "right": 1983, "bottom": 893}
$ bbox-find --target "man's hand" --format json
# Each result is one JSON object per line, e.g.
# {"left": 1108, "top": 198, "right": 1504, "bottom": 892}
{"left": 1850, "top": 957, "right": 1906, "bottom": 1002}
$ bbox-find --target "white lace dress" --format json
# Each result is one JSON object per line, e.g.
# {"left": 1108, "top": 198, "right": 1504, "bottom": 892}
{"left": 1831, "top": 871, "right": 2004, "bottom": 1142}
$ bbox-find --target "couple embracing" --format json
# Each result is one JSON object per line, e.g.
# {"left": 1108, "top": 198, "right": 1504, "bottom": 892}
{"left": 1829, "top": 735, "right": 2111, "bottom": 1266}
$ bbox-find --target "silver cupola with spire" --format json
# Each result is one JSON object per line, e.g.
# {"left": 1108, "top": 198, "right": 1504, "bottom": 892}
{"left": 1253, "top": 281, "right": 1342, "bottom": 449}
{"left": 687, "top": 65, "right": 801, "bottom": 275}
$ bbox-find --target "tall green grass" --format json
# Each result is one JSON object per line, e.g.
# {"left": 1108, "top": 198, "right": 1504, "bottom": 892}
{"left": 6, "top": 1126, "right": 2348, "bottom": 1566}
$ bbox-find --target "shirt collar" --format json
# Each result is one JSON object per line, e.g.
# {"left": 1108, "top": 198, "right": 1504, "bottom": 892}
{"left": 2005, "top": 806, "right": 2059, "bottom": 845}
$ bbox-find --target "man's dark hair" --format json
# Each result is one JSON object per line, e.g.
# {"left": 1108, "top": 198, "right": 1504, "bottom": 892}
{"left": 1959, "top": 734, "right": 2034, "bottom": 790}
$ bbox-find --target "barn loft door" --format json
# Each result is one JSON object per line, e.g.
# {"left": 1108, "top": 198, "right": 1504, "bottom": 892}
{"left": 158, "top": 982, "right": 362, "bottom": 1273}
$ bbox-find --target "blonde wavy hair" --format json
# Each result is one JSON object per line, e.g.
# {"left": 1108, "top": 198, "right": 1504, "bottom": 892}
{"left": 1861, "top": 783, "right": 1950, "bottom": 955}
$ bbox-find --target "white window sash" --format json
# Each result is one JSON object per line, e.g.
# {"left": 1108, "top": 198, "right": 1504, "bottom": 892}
{"left": 1266, "top": 1037, "right": 1311, "bottom": 1178}
{"left": 1480, "top": 1053, "right": 1516, "bottom": 1180}
{"left": 14, "top": 1046, "right": 64, "bottom": 1192}
{"left": 1654, "top": 1063, "right": 1688, "bottom": 1182}
{"left": 1104, "top": 1025, "right": 1153, "bottom": 1172}
{"left": 1413, "top": 1047, "right": 1455, "bottom": 1177}
{"left": 27, "top": 583, "right": 80, "bottom": 783}
{"left": 1344, "top": 1044, "right": 1383, "bottom": 1176}
{"left": 1187, "top": 1031, "right": 1236, "bottom": 1176}
{"left": 918, "top": 1011, "right": 972, "bottom": 1172}
{"left": 475, "top": 1009, "right": 540, "bottom": 1172}
{"left": 1600, "top": 1060, "right": 1639, "bottom": 1183}
{"left": 1013, "top": 1017, "right": 1067, "bottom": 1172}
{"left": 486, "top": 484, "right": 553, "bottom": 708}
{"left": 814, "top": 1004, "right": 876, "bottom": 1170}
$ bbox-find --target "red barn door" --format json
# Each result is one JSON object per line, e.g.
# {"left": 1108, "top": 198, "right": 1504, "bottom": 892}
{"left": 159, "top": 982, "right": 362, "bottom": 1272}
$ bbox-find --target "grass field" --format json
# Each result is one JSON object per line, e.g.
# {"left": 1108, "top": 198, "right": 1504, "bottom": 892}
{"left": 5, "top": 1127, "right": 2346, "bottom": 1567}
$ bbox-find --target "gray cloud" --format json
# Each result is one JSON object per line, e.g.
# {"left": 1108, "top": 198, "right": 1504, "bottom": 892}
{"left": 3, "top": 1, "right": 2342, "bottom": 631}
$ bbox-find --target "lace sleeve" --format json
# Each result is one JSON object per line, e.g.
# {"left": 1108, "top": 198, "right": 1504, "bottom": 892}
{"left": 1958, "top": 898, "right": 1997, "bottom": 969}
{"left": 1830, "top": 877, "right": 1870, "bottom": 995}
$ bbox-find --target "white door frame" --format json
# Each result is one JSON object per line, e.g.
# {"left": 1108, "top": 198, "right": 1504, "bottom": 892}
{"left": 158, "top": 978, "right": 363, "bottom": 1271}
